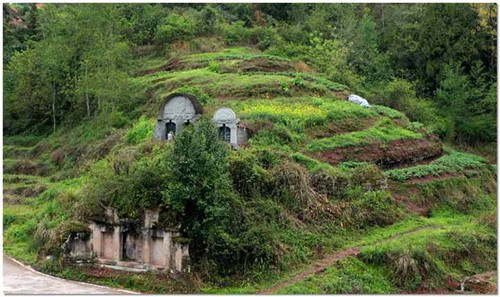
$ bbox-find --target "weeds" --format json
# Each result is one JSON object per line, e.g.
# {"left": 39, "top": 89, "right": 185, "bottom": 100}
{"left": 385, "top": 150, "right": 489, "bottom": 182}
{"left": 307, "top": 118, "right": 422, "bottom": 152}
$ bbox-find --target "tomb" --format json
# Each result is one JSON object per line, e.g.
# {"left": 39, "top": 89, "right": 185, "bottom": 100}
{"left": 153, "top": 93, "right": 203, "bottom": 140}
{"left": 63, "top": 209, "right": 190, "bottom": 273}
{"left": 212, "top": 107, "right": 247, "bottom": 149}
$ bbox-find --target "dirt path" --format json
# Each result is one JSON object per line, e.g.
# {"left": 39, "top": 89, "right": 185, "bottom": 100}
{"left": 259, "top": 226, "right": 438, "bottom": 294}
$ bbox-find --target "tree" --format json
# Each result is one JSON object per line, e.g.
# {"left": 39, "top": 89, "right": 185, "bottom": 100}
{"left": 163, "top": 121, "right": 237, "bottom": 260}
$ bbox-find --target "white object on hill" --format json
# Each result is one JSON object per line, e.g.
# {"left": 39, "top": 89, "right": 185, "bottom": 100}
{"left": 348, "top": 94, "right": 371, "bottom": 108}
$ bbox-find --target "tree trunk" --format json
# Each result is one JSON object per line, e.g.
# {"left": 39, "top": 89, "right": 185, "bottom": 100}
{"left": 85, "top": 63, "right": 90, "bottom": 117}
{"left": 52, "top": 81, "right": 56, "bottom": 134}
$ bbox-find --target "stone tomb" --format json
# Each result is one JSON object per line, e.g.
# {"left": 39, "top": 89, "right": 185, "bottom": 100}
{"left": 153, "top": 93, "right": 203, "bottom": 140}
{"left": 64, "top": 209, "right": 190, "bottom": 273}
{"left": 212, "top": 107, "right": 247, "bottom": 149}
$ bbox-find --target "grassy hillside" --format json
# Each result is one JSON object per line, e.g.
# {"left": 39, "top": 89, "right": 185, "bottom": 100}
{"left": 3, "top": 46, "right": 497, "bottom": 294}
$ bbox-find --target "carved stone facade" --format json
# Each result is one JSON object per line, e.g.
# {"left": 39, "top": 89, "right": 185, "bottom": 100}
{"left": 63, "top": 209, "right": 190, "bottom": 273}
{"left": 153, "top": 93, "right": 203, "bottom": 140}
{"left": 212, "top": 107, "right": 247, "bottom": 149}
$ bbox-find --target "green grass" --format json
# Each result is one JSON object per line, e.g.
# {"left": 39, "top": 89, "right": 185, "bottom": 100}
{"left": 274, "top": 202, "right": 496, "bottom": 294}
{"left": 276, "top": 257, "right": 395, "bottom": 294}
{"left": 182, "top": 47, "right": 290, "bottom": 63}
{"left": 384, "top": 150, "right": 489, "bottom": 182}
{"left": 358, "top": 210, "right": 496, "bottom": 290}
{"left": 151, "top": 69, "right": 336, "bottom": 99}
{"left": 290, "top": 153, "right": 334, "bottom": 173}
{"left": 244, "top": 72, "right": 348, "bottom": 92}
{"left": 3, "top": 45, "right": 496, "bottom": 295}
{"left": 307, "top": 118, "right": 422, "bottom": 152}
{"left": 135, "top": 48, "right": 348, "bottom": 100}
{"left": 124, "top": 116, "right": 155, "bottom": 145}
{"left": 372, "top": 105, "right": 409, "bottom": 121}
{"left": 228, "top": 96, "right": 375, "bottom": 126}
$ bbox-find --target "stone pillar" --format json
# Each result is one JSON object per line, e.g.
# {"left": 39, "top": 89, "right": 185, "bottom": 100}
{"left": 143, "top": 230, "right": 151, "bottom": 265}
{"left": 229, "top": 123, "right": 238, "bottom": 148}
{"left": 174, "top": 243, "right": 183, "bottom": 272}
{"left": 113, "top": 226, "right": 122, "bottom": 261}
{"left": 181, "top": 245, "right": 190, "bottom": 273}
{"left": 89, "top": 224, "right": 101, "bottom": 259}
{"left": 162, "top": 232, "right": 172, "bottom": 268}
{"left": 174, "top": 120, "right": 183, "bottom": 134}
{"left": 237, "top": 127, "right": 248, "bottom": 147}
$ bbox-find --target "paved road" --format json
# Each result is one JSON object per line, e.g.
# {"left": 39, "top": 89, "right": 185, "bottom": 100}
{"left": 3, "top": 256, "right": 132, "bottom": 295}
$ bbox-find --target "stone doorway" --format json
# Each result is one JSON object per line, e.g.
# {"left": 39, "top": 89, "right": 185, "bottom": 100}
{"left": 219, "top": 125, "right": 231, "bottom": 143}
{"left": 166, "top": 121, "right": 176, "bottom": 136}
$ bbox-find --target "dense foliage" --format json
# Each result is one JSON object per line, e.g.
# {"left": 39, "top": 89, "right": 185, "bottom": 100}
{"left": 4, "top": 3, "right": 497, "bottom": 144}
{"left": 2, "top": 3, "right": 497, "bottom": 294}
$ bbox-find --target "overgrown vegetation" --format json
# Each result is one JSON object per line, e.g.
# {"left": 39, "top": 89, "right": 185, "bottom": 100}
{"left": 385, "top": 150, "right": 490, "bottom": 182}
{"left": 3, "top": 2, "right": 497, "bottom": 295}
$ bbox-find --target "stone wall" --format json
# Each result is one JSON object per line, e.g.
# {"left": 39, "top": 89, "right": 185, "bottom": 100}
{"left": 64, "top": 209, "right": 190, "bottom": 273}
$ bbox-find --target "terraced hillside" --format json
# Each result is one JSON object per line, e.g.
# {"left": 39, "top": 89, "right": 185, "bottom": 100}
{"left": 4, "top": 46, "right": 497, "bottom": 294}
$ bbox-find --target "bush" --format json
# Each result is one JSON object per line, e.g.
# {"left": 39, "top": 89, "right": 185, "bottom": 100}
{"left": 155, "top": 13, "right": 196, "bottom": 45}
{"left": 228, "top": 150, "right": 272, "bottom": 199}
{"left": 221, "top": 21, "right": 251, "bottom": 45}
{"left": 124, "top": 116, "right": 155, "bottom": 145}
{"left": 384, "top": 150, "right": 488, "bottom": 182}
{"left": 255, "top": 26, "right": 280, "bottom": 51}
{"left": 370, "top": 78, "right": 446, "bottom": 135}
{"left": 349, "top": 164, "right": 388, "bottom": 192}
{"left": 208, "top": 61, "right": 220, "bottom": 73}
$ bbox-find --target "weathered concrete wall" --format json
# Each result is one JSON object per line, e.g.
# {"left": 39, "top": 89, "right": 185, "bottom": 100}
{"left": 123, "top": 233, "right": 143, "bottom": 261}
{"left": 65, "top": 232, "right": 92, "bottom": 260}
{"left": 67, "top": 209, "right": 190, "bottom": 273}
{"left": 150, "top": 236, "right": 164, "bottom": 266}
{"left": 101, "top": 230, "right": 115, "bottom": 260}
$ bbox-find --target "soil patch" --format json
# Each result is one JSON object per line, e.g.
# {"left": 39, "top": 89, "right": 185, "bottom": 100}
{"left": 461, "top": 271, "right": 497, "bottom": 294}
{"left": 313, "top": 136, "right": 443, "bottom": 168}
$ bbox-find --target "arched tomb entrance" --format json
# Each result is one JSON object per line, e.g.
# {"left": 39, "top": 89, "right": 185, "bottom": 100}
{"left": 153, "top": 93, "right": 203, "bottom": 140}
{"left": 212, "top": 107, "right": 247, "bottom": 149}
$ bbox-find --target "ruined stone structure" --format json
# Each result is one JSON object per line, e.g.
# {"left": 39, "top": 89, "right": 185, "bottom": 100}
{"left": 212, "top": 107, "right": 247, "bottom": 149}
{"left": 153, "top": 93, "right": 203, "bottom": 140}
{"left": 63, "top": 209, "right": 190, "bottom": 273}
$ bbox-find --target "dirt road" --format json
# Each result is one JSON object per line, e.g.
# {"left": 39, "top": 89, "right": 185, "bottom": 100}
{"left": 3, "top": 256, "right": 133, "bottom": 295}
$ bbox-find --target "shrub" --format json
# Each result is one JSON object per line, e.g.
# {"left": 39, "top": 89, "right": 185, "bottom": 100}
{"left": 384, "top": 150, "right": 488, "bottom": 182}
{"left": 255, "top": 26, "right": 280, "bottom": 51}
{"left": 311, "top": 168, "right": 349, "bottom": 200}
{"left": 208, "top": 61, "right": 220, "bottom": 73}
{"left": 307, "top": 119, "right": 422, "bottom": 152}
{"left": 124, "top": 116, "right": 155, "bottom": 145}
{"left": 228, "top": 150, "right": 272, "bottom": 199}
{"left": 349, "top": 164, "right": 388, "bottom": 191}
{"left": 221, "top": 21, "right": 251, "bottom": 45}
{"left": 155, "top": 13, "right": 196, "bottom": 45}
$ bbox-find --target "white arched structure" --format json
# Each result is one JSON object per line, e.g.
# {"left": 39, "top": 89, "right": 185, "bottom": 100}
{"left": 212, "top": 107, "right": 247, "bottom": 149}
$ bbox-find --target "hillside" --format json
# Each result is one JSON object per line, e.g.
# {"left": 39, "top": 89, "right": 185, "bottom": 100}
{"left": 3, "top": 46, "right": 497, "bottom": 294}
